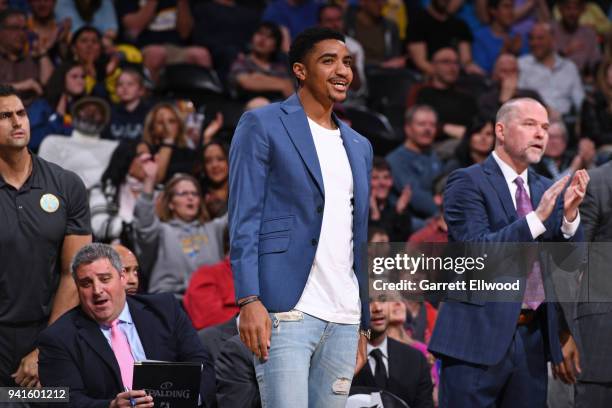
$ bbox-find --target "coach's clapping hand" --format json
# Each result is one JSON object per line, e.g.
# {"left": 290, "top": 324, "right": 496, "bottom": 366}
{"left": 535, "top": 175, "right": 569, "bottom": 223}
{"left": 563, "top": 169, "right": 590, "bottom": 222}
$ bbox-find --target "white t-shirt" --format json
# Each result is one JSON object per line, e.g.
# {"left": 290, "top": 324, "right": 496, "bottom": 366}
{"left": 294, "top": 118, "right": 361, "bottom": 324}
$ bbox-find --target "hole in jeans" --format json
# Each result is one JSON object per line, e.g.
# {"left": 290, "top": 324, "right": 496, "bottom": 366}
{"left": 332, "top": 377, "right": 352, "bottom": 395}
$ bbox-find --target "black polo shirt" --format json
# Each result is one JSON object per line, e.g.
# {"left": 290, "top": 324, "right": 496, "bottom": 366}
{"left": 0, "top": 154, "right": 90, "bottom": 325}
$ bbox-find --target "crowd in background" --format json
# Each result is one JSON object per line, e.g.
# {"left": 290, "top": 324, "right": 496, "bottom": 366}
{"left": 2, "top": 0, "right": 612, "bottom": 406}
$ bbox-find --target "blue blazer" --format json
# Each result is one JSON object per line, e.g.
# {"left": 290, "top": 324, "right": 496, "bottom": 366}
{"left": 38, "top": 294, "right": 215, "bottom": 408}
{"left": 428, "top": 155, "right": 583, "bottom": 366}
{"left": 229, "top": 94, "right": 373, "bottom": 328}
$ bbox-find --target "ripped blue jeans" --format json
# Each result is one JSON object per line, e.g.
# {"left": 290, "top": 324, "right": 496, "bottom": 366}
{"left": 254, "top": 310, "right": 359, "bottom": 408}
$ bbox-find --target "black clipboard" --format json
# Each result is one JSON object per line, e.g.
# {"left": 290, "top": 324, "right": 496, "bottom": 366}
{"left": 132, "top": 361, "right": 202, "bottom": 408}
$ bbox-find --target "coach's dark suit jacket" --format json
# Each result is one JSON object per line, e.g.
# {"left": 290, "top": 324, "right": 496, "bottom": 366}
{"left": 38, "top": 294, "right": 215, "bottom": 408}
{"left": 352, "top": 337, "right": 434, "bottom": 408}
{"left": 578, "top": 161, "right": 612, "bottom": 382}
{"left": 429, "top": 155, "right": 584, "bottom": 366}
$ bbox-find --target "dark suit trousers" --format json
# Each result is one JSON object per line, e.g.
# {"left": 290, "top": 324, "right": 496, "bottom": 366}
{"left": 439, "top": 320, "right": 547, "bottom": 408}
{"left": 0, "top": 321, "right": 46, "bottom": 386}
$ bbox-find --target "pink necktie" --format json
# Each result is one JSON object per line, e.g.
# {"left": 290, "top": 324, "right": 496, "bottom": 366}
{"left": 110, "top": 320, "right": 134, "bottom": 389}
{"left": 514, "top": 177, "right": 545, "bottom": 310}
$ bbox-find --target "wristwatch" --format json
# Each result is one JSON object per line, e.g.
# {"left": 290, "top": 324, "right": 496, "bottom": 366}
{"left": 359, "top": 329, "right": 371, "bottom": 340}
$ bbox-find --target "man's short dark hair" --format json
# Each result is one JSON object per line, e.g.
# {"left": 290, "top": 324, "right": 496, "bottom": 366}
{"left": 373, "top": 156, "right": 391, "bottom": 173}
{"left": 0, "top": 9, "right": 27, "bottom": 28}
{"left": 0, "top": 84, "right": 18, "bottom": 98}
{"left": 289, "top": 27, "right": 345, "bottom": 68}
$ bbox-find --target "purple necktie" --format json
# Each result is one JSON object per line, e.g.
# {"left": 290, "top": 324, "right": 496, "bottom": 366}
{"left": 514, "top": 177, "right": 545, "bottom": 310}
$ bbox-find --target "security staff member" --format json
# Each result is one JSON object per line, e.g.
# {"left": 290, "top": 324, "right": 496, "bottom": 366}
{"left": 0, "top": 84, "right": 91, "bottom": 388}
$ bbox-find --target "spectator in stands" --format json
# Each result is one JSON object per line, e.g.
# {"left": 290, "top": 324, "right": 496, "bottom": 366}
{"left": 473, "top": 0, "right": 529, "bottom": 75}
{"left": 518, "top": 22, "right": 585, "bottom": 117}
{"left": 532, "top": 120, "right": 596, "bottom": 179}
{"left": 27, "top": 60, "right": 85, "bottom": 150}
{"left": 69, "top": 25, "right": 119, "bottom": 98}
{"left": 112, "top": 244, "right": 140, "bottom": 295}
{"left": 192, "top": 0, "right": 260, "bottom": 83}
{"left": 262, "top": 0, "right": 319, "bottom": 41}
{"left": 102, "top": 66, "right": 150, "bottom": 142}
{"left": 38, "top": 96, "right": 117, "bottom": 189}
{"left": 38, "top": 243, "right": 214, "bottom": 407}
{"left": 386, "top": 298, "right": 418, "bottom": 345}
{"left": 444, "top": 116, "right": 495, "bottom": 173}
{"left": 27, "top": 0, "right": 71, "bottom": 62}
{"left": 116, "top": 0, "right": 212, "bottom": 83}
{"left": 55, "top": 0, "right": 117, "bottom": 45}
{"left": 318, "top": 3, "right": 366, "bottom": 99}
{"left": 139, "top": 101, "right": 198, "bottom": 183}
{"left": 0, "top": 8, "right": 53, "bottom": 105}
{"left": 89, "top": 141, "right": 149, "bottom": 245}
{"left": 408, "top": 174, "right": 449, "bottom": 244}
{"left": 196, "top": 141, "right": 229, "bottom": 219}
{"left": 369, "top": 157, "right": 412, "bottom": 242}
{"left": 411, "top": 48, "right": 479, "bottom": 142}
{"left": 184, "top": 227, "right": 238, "bottom": 330}
{"left": 552, "top": 0, "right": 611, "bottom": 36}
{"left": 511, "top": 0, "right": 549, "bottom": 36}
{"left": 134, "top": 163, "right": 227, "bottom": 299}
{"left": 477, "top": 53, "right": 542, "bottom": 119}
{"left": 345, "top": 0, "right": 404, "bottom": 68}
{"left": 385, "top": 105, "right": 443, "bottom": 221}
{"left": 553, "top": 0, "right": 601, "bottom": 75}
{"left": 406, "top": 0, "right": 481, "bottom": 75}
{"left": 228, "top": 21, "right": 293, "bottom": 102}
{"left": 352, "top": 297, "right": 434, "bottom": 408}
{"left": 581, "top": 58, "right": 612, "bottom": 148}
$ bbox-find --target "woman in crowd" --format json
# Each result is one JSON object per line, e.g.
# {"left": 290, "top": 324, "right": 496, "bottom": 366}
{"left": 28, "top": 61, "right": 86, "bottom": 150}
{"left": 70, "top": 25, "right": 120, "bottom": 99}
{"left": 139, "top": 102, "right": 198, "bottom": 183}
{"left": 89, "top": 141, "right": 150, "bottom": 246}
{"left": 196, "top": 141, "right": 229, "bottom": 218}
{"left": 134, "top": 158, "right": 226, "bottom": 299}
{"left": 444, "top": 116, "right": 495, "bottom": 174}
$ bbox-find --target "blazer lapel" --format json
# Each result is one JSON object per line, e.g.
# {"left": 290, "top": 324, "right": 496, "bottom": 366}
{"left": 127, "top": 297, "right": 158, "bottom": 359}
{"left": 338, "top": 119, "right": 367, "bottom": 224}
{"left": 279, "top": 95, "right": 325, "bottom": 198}
{"left": 75, "top": 312, "right": 123, "bottom": 389}
{"left": 483, "top": 155, "right": 518, "bottom": 222}
{"left": 528, "top": 169, "right": 544, "bottom": 212}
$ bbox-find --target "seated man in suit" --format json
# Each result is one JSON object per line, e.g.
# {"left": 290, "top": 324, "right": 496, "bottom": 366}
{"left": 38, "top": 243, "right": 214, "bottom": 407}
{"left": 352, "top": 297, "right": 434, "bottom": 408}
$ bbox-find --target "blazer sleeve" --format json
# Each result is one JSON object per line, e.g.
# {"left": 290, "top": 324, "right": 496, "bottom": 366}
{"left": 38, "top": 330, "right": 111, "bottom": 408}
{"left": 444, "top": 169, "right": 533, "bottom": 243}
{"left": 228, "top": 111, "right": 271, "bottom": 300}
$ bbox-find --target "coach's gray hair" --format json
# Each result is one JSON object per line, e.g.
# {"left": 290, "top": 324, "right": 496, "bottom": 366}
{"left": 496, "top": 97, "right": 545, "bottom": 126}
{"left": 70, "top": 243, "right": 123, "bottom": 280}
